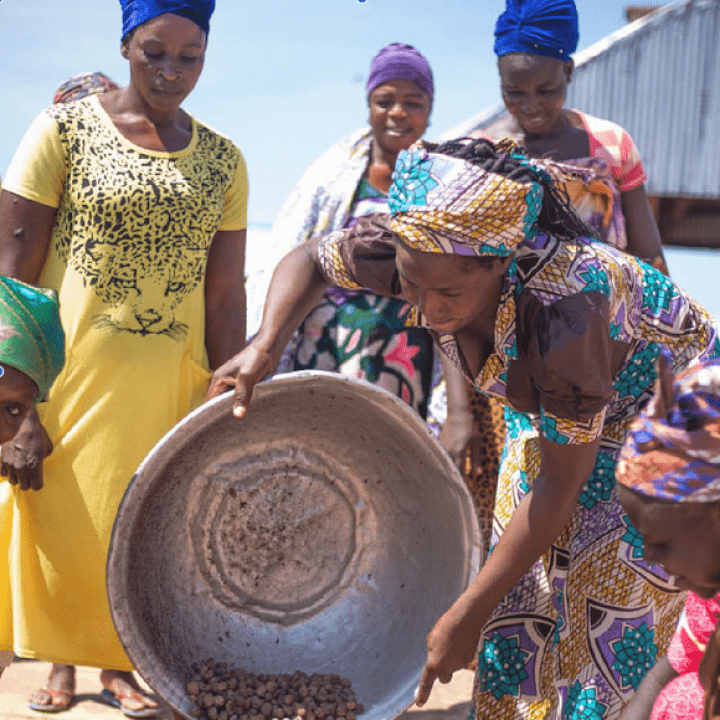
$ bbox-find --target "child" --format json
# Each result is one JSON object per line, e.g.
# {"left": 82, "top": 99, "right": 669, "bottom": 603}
{"left": 0, "top": 276, "right": 64, "bottom": 445}
{"left": 0, "top": 275, "right": 64, "bottom": 678}
{"left": 616, "top": 353, "right": 720, "bottom": 719}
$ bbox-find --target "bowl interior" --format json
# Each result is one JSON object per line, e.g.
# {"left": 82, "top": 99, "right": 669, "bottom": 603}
{"left": 108, "top": 371, "right": 481, "bottom": 720}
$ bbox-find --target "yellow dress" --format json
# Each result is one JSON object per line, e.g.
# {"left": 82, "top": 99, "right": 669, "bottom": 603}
{"left": 0, "top": 95, "right": 247, "bottom": 669}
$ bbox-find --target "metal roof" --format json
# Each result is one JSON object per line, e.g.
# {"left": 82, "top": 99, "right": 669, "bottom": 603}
{"left": 440, "top": 0, "right": 720, "bottom": 198}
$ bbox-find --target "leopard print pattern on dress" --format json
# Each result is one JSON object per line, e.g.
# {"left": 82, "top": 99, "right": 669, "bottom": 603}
{"left": 46, "top": 99, "right": 242, "bottom": 340}
{"left": 463, "top": 387, "right": 505, "bottom": 553}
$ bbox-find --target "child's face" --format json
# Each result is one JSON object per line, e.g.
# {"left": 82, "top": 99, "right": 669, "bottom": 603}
{"left": 618, "top": 485, "right": 720, "bottom": 599}
{"left": 0, "top": 364, "right": 37, "bottom": 444}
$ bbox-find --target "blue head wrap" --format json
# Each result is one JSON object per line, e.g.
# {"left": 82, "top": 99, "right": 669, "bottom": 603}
{"left": 494, "top": 0, "right": 579, "bottom": 61}
{"left": 121, "top": 0, "right": 215, "bottom": 40}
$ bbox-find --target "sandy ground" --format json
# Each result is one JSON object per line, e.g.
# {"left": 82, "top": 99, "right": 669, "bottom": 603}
{"left": 0, "top": 659, "right": 473, "bottom": 720}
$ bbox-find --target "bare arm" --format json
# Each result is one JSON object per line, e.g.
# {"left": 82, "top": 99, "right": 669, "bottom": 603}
{"left": 204, "top": 229, "right": 247, "bottom": 370}
{"left": 0, "top": 190, "right": 55, "bottom": 282}
{"left": 205, "top": 238, "right": 329, "bottom": 415}
{"left": 617, "top": 657, "right": 678, "bottom": 720}
{"left": 439, "top": 353, "right": 474, "bottom": 471}
{"left": 416, "top": 434, "right": 600, "bottom": 704}
{"left": 622, "top": 184, "right": 669, "bottom": 275}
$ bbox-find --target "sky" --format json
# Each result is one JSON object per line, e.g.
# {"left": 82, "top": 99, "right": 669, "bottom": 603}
{"left": 0, "top": 0, "right": 672, "bottom": 226}
{"left": 2, "top": 0, "right": 720, "bottom": 318}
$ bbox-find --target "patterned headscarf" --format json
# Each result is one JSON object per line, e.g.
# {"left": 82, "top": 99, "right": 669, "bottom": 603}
{"left": 120, "top": 0, "right": 215, "bottom": 39}
{"left": 0, "top": 277, "right": 65, "bottom": 400}
{"left": 617, "top": 353, "right": 720, "bottom": 503}
{"left": 494, "top": 0, "right": 579, "bottom": 60}
{"left": 53, "top": 72, "right": 119, "bottom": 105}
{"left": 388, "top": 141, "right": 543, "bottom": 257}
{"left": 366, "top": 43, "right": 434, "bottom": 101}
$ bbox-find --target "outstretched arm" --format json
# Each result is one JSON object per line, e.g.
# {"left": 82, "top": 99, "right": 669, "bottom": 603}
{"left": 206, "top": 237, "right": 329, "bottom": 416}
{"left": 416, "top": 435, "right": 600, "bottom": 705}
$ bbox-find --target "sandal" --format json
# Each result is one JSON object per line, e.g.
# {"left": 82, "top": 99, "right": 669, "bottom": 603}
{"left": 100, "top": 688, "right": 160, "bottom": 718}
{"left": 28, "top": 687, "right": 74, "bottom": 713}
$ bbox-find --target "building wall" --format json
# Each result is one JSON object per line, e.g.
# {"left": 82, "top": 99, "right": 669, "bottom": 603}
{"left": 566, "top": 0, "right": 720, "bottom": 198}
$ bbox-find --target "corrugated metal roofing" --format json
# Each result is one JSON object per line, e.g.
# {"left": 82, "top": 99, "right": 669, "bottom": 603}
{"left": 440, "top": 0, "right": 720, "bottom": 198}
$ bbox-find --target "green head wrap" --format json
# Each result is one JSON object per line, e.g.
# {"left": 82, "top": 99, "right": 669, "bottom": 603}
{"left": 0, "top": 277, "right": 65, "bottom": 400}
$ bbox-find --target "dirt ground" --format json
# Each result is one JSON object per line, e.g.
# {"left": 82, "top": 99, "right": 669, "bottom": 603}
{"left": 0, "top": 659, "right": 473, "bottom": 720}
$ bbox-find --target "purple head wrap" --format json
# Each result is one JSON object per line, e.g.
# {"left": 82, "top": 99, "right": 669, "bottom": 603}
{"left": 617, "top": 353, "right": 720, "bottom": 504}
{"left": 120, "top": 0, "right": 215, "bottom": 40}
{"left": 366, "top": 43, "right": 434, "bottom": 101}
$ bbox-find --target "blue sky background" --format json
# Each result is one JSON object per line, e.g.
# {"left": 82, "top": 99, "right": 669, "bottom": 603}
{"left": 0, "top": 0, "right": 671, "bottom": 224}
{"left": 2, "top": 0, "right": 720, "bottom": 318}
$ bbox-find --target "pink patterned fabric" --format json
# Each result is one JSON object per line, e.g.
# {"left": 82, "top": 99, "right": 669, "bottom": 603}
{"left": 651, "top": 592, "right": 720, "bottom": 720}
{"left": 577, "top": 110, "right": 647, "bottom": 192}
{"left": 651, "top": 671, "right": 704, "bottom": 720}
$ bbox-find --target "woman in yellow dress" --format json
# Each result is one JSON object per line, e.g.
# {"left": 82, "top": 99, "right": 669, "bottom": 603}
{"left": 0, "top": 0, "right": 247, "bottom": 714}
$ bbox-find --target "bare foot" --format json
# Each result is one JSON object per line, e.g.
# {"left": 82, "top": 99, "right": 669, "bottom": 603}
{"left": 28, "top": 663, "right": 75, "bottom": 711}
{"left": 100, "top": 669, "right": 159, "bottom": 716}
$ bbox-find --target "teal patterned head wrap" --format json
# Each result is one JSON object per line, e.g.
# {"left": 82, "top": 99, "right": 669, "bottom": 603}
{"left": 0, "top": 277, "right": 65, "bottom": 400}
{"left": 388, "top": 141, "right": 543, "bottom": 257}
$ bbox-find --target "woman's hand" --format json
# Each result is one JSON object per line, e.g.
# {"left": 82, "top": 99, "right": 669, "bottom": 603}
{"left": 205, "top": 343, "right": 275, "bottom": 418}
{"left": 0, "top": 408, "right": 53, "bottom": 491}
{"left": 204, "top": 237, "right": 332, "bottom": 419}
{"left": 416, "top": 597, "right": 487, "bottom": 707}
{"left": 416, "top": 436, "right": 601, "bottom": 707}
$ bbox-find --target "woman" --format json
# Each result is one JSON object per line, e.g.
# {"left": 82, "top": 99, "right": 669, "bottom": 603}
{"left": 264, "top": 42, "right": 436, "bottom": 419}
{"left": 0, "top": 0, "right": 247, "bottom": 715}
{"left": 486, "top": 0, "right": 667, "bottom": 269}
{"left": 443, "top": 0, "right": 671, "bottom": 553}
{"left": 615, "top": 355, "right": 720, "bottom": 719}
{"left": 208, "top": 138, "right": 718, "bottom": 719}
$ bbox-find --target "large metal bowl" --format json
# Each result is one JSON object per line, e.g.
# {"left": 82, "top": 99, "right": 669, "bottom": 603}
{"left": 107, "top": 371, "right": 482, "bottom": 720}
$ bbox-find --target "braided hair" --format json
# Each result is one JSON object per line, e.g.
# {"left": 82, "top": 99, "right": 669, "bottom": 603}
{"left": 426, "top": 137, "right": 596, "bottom": 243}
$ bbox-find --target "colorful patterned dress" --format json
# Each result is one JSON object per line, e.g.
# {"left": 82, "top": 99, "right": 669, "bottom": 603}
{"left": 461, "top": 111, "right": 653, "bottom": 552}
{"left": 313, "top": 216, "right": 720, "bottom": 719}
{"left": 0, "top": 95, "right": 247, "bottom": 669}
{"left": 265, "top": 128, "right": 434, "bottom": 418}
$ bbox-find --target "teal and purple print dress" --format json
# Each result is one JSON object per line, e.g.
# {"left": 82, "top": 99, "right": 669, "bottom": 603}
{"left": 316, "top": 217, "right": 720, "bottom": 719}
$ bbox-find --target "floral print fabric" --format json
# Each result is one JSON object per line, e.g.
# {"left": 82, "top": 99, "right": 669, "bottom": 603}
{"left": 291, "top": 174, "right": 434, "bottom": 418}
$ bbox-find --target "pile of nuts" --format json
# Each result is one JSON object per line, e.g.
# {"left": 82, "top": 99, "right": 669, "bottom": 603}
{"left": 186, "top": 659, "right": 365, "bottom": 720}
